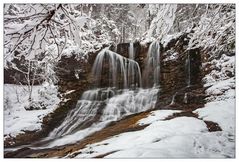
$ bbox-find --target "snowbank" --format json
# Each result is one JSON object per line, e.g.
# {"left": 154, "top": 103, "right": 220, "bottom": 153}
{"left": 74, "top": 117, "right": 211, "bottom": 158}
{"left": 4, "top": 84, "right": 60, "bottom": 138}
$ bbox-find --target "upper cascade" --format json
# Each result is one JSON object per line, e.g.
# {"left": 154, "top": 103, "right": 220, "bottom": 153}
{"left": 143, "top": 41, "right": 161, "bottom": 87}
{"left": 185, "top": 52, "right": 191, "bottom": 86}
{"left": 128, "top": 42, "right": 135, "bottom": 60}
{"left": 92, "top": 48, "right": 142, "bottom": 89}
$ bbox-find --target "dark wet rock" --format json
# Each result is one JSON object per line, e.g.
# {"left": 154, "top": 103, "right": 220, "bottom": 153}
{"left": 164, "top": 110, "right": 199, "bottom": 120}
{"left": 4, "top": 147, "right": 33, "bottom": 158}
{"left": 204, "top": 120, "right": 222, "bottom": 132}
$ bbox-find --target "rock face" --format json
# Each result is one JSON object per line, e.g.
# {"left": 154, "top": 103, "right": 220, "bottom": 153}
{"left": 157, "top": 34, "right": 205, "bottom": 108}
{"left": 113, "top": 42, "right": 149, "bottom": 71}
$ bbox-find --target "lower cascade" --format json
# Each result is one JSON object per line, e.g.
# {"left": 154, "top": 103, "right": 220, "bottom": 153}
{"left": 50, "top": 87, "right": 159, "bottom": 138}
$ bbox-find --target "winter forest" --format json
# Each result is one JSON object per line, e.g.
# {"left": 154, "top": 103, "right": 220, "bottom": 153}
{"left": 3, "top": 3, "right": 235, "bottom": 158}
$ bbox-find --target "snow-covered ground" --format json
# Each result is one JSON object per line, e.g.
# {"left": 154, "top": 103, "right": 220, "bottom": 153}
{"left": 70, "top": 54, "right": 235, "bottom": 158}
{"left": 4, "top": 83, "right": 60, "bottom": 139}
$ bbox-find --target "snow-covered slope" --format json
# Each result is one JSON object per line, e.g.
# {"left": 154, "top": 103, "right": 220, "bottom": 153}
{"left": 69, "top": 54, "right": 235, "bottom": 158}
{"left": 4, "top": 83, "right": 60, "bottom": 139}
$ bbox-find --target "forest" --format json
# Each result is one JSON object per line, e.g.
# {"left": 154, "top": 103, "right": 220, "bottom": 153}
{"left": 3, "top": 4, "right": 235, "bottom": 158}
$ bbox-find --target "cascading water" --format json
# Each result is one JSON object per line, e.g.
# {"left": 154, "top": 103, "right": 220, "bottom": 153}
{"left": 129, "top": 42, "right": 135, "bottom": 60}
{"left": 101, "top": 88, "right": 159, "bottom": 121}
{"left": 143, "top": 41, "right": 161, "bottom": 87}
{"left": 45, "top": 87, "right": 158, "bottom": 148}
{"left": 185, "top": 52, "right": 191, "bottom": 86}
{"left": 114, "top": 43, "right": 118, "bottom": 53}
{"left": 92, "top": 49, "right": 142, "bottom": 89}
{"left": 49, "top": 88, "right": 115, "bottom": 137}
{"left": 45, "top": 43, "right": 161, "bottom": 147}
{"left": 128, "top": 42, "right": 137, "bottom": 87}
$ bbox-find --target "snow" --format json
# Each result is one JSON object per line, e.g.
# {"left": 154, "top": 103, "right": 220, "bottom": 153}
{"left": 163, "top": 51, "right": 179, "bottom": 62}
{"left": 194, "top": 99, "right": 235, "bottom": 133}
{"left": 72, "top": 106, "right": 234, "bottom": 158}
{"left": 73, "top": 117, "right": 210, "bottom": 158}
{"left": 69, "top": 54, "right": 235, "bottom": 158}
{"left": 194, "top": 54, "right": 235, "bottom": 134}
{"left": 161, "top": 32, "right": 182, "bottom": 47}
{"left": 137, "top": 110, "right": 181, "bottom": 125}
{"left": 4, "top": 84, "right": 60, "bottom": 138}
{"left": 105, "top": 132, "right": 234, "bottom": 158}
{"left": 140, "top": 37, "right": 156, "bottom": 46}
{"left": 64, "top": 89, "right": 76, "bottom": 95}
{"left": 146, "top": 4, "right": 177, "bottom": 40}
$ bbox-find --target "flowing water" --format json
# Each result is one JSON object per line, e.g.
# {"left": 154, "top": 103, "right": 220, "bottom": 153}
{"left": 13, "top": 42, "right": 162, "bottom": 148}
{"left": 186, "top": 52, "right": 191, "bottom": 86}
{"left": 44, "top": 87, "right": 159, "bottom": 147}
{"left": 92, "top": 49, "right": 142, "bottom": 89}
{"left": 129, "top": 42, "right": 135, "bottom": 60}
{"left": 45, "top": 43, "right": 162, "bottom": 147}
{"left": 143, "top": 41, "right": 161, "bottom": 87}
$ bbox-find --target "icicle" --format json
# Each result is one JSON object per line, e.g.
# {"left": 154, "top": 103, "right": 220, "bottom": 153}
{"left": 170, "top": 92, "right": 177, "bottom": 105}
{"left": 183, "top": 93, "right": 188, "bottom": 104}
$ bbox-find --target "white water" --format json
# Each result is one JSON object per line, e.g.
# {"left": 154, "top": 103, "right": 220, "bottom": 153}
{"left": 186, "top": 52, "right": 191, "bottom": 86}
{"left": 92, "top": 49, "right": 142, "bottom": 89}
{"left": 129, "top": 42, "right": 135, "bottom": 60}
{"left": 114, "top": 43, "right": 118, "bottom": 53}
{"left": 43, "top": 87, "right": 159, "bottom": 147}
{"left": 40, "top": 44, "right": 161, "bottom": 148}
{"left": 144, "top": 41, "right": 161, "bottom": 87}
{"left": 101, "top": 88, "right": 159, "bottom": 121}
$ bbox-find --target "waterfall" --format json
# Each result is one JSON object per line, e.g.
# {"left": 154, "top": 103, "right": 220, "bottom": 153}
{"left": 49, "top": 88, "right": 109, "bottom": 137}
{"left": 92, "top": 49, "right": 142, "bottom": 89}
{"left": 101, "top": 88, "right": 159, "bottom": 121}
{"left": 46, "top": 45, "right": 161, "bottom": 147}
{"left": 143, "top": 41, "right": 161, "bottom": 87}
{"left": 49, "top": 87, "right": 158, "bottom": 140}
{"left": 114, "top": 43, "right": 118, "bottom": 53}
{"left": 128, "top": 42, "right": 135, "bottom": 60}
{"left": 186, "top": 52, "right": 191, "bottom": 86}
